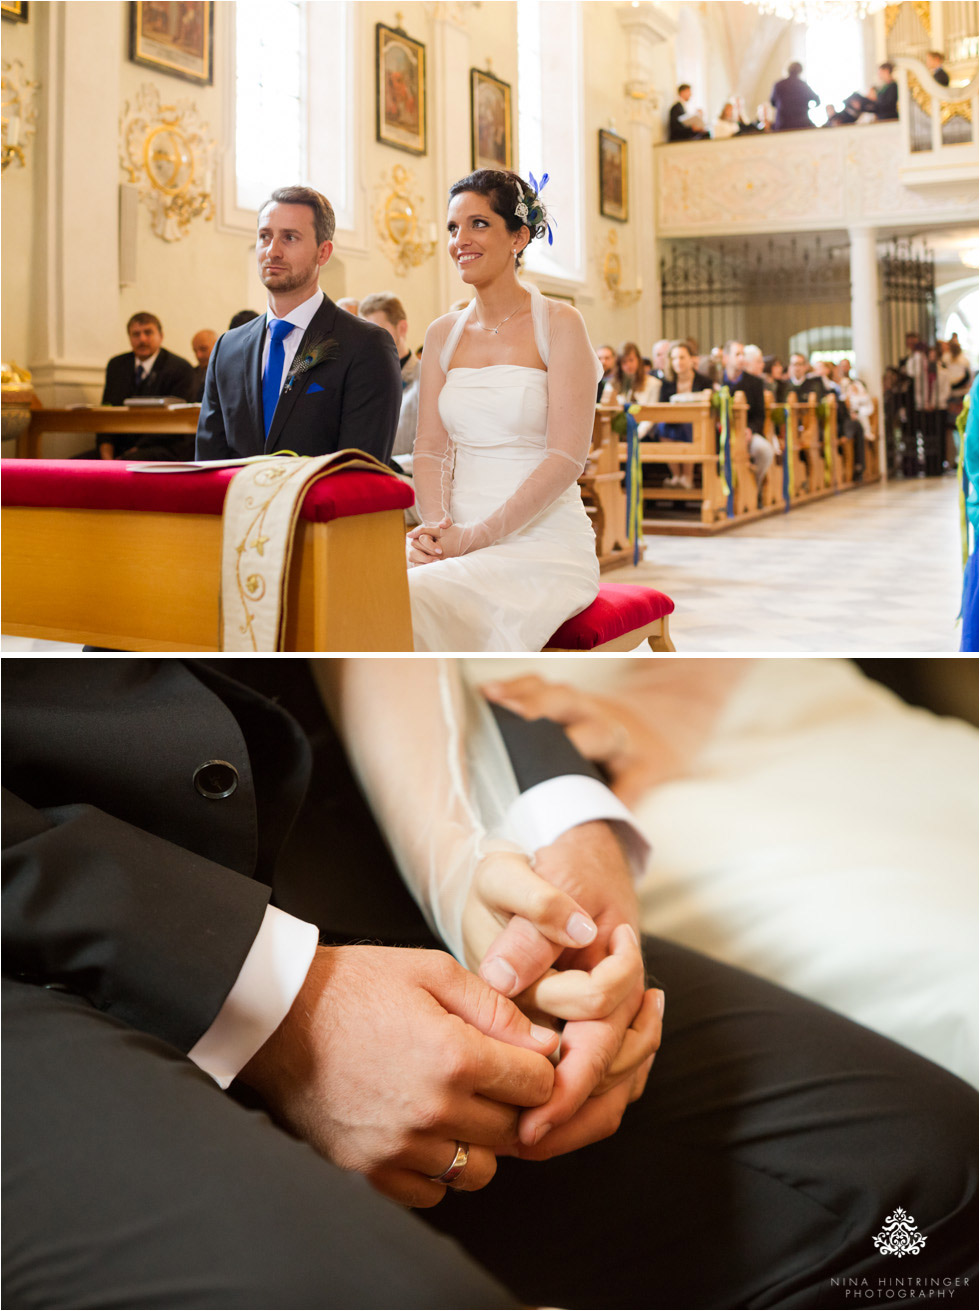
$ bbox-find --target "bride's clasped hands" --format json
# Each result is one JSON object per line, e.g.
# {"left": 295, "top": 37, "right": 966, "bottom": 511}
{"left": 462, "top": 823, "right": 664, "bottom": 1159}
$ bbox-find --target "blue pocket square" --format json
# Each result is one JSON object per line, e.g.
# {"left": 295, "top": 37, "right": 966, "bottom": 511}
{"left": 307, "top": 382, "right": 325, "bottom": 394}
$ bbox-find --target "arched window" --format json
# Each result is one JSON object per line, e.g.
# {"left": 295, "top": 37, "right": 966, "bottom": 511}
{"left": 235, "top": 0, "right": 306, "bottom": 213}
{"left": 517, "top": 0, "right": 585, "bottom": 284}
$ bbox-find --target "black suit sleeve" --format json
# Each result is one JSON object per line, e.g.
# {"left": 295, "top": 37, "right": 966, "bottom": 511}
{"left": 488, "top": 704, "right": 605, "bottom": 792}
{"left": 195, "top": 333, "right": 234, "bottom": 459}
{"left": 2, "top": 787, "right": 270, "bottom": 1051}
{"left": 337, "top": 326, "right": 402, "bottom": 462}
{"left": 1, "top": 661, "right": 279, "bottom": 1052}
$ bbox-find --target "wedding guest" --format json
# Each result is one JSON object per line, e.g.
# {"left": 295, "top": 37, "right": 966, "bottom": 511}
{"left": 770, "top": 61, "right": 820, "bottom": 131}
{"left": 926, "top": 50, "right": 950, "bottom": 87}
{"left": 85, "top": 313, "right": 196, "bottom": 460}
{"left": 228, "top": 309, "right": 260, "bottom": 330}
{"left": 190, "top": 329, "right": 217, "bottom": 402}
{"left": 720, "top": 340, "right": 775, "bottom": 488}
{"left": 650, "top": 338, "right": 671, "bottom": 381}
{"left": 657, "top": 340, "right": 714, "bottom": 489}
{"left": 668, "top": 84, "right": 708, "bottom": 141}
{"left": 742, "top": 344, "right": 771, "bottom": 389}
{"left": 602, "top": 341, "right": 661, "bottom": 436}
{"left": 596, "top": 344, "right": 617, "bottom": 403}
{"left": 871, "top": 63, "right": 899, "bottom": 120}
{"left": 359, "top": 291, "right": 420, "bottom": 461}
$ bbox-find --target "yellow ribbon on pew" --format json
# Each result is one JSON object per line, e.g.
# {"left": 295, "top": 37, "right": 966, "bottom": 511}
{"left": 711, "top": 389, "right": 732, "bottom": 505}
{"left": 817, "top": 399, "right": 834, "bottom": 485}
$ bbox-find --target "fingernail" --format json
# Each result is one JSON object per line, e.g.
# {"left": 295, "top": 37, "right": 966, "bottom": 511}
{"left": 481, "top": 682, "right": 505, "bottom": 698}
{"left": 481, "top": 956, "right": 519, "bottom": 996}
{"left": 624, "top": 925, "right": 640, "bottom": 948}
{"left": 566, "top": 912, "right": 597, "bottom": 945}
{"left": 655, "top": 989, "right": 665, "bottom": 1015}
{"left": 530, "top": 1024, "right": 555, "bottom": 1046}
{"left": 532, "top": 1122, "right": 553, "bottom": 1146}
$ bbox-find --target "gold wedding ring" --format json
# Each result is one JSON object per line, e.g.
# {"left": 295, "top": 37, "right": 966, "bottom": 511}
{"left": 430, "top": 1141, "right": 469, "bottom": 1185}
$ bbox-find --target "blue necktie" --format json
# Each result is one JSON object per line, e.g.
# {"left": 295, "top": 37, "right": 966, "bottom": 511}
{"left": 262, "top": 319, "right": 295, "bottom": 437}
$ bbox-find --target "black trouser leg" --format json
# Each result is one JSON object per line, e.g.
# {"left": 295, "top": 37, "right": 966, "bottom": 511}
{"left": 1, "top": 979, "right": 519, "bottom": 1311}
{"left": 424, "top": 937, "right": 978, "bottom": 1310}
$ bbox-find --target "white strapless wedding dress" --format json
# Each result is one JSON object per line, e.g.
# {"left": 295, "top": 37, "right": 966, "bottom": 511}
{"left": 408, "top": 299, "right": 600, "bottom": 653}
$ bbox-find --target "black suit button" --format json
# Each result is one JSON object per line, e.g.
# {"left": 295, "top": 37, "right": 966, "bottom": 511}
{"left": 193, "top": 760, "right": 239, "bottom": 799}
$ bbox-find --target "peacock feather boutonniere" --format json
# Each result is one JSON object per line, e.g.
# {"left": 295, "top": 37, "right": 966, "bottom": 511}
{"left": 283, "top": 337, "right": 340, "bottom": 393}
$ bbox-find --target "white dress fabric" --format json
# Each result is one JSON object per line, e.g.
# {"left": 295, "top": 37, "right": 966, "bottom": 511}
{"left": 408, "top": 285, "right": 600, "bottom": 652}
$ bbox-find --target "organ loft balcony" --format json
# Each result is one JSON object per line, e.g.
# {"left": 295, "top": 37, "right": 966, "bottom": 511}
{"left": 654, "top": 62, "right": 978, "bottom": 242}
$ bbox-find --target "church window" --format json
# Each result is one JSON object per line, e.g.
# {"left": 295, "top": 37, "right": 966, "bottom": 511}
{"left": 517, "top": 0, "right": 586, "bottom": 284}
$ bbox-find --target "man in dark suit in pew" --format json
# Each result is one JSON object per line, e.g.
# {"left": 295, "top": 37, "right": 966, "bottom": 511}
{"left": 776, "top": 352, "right": 828, "bottom": 405}
{"left": 87, "top": 312, "right": 196, "bottom": 460}
{"left": 195, "top": 186, "right": 401, "bottom": 463}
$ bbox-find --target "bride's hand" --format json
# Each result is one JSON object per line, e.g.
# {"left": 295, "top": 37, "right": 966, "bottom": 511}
{"left": 462, "top": 849, "right": 601, "bottom": 992}
{"left": 462, "top": 844, "right": 663, "bottom": 1159}
{"left": 407, "top": 517, "right": 451, "bottom": 566}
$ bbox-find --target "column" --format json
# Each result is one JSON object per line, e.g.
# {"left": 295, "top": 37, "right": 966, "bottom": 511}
{"left": 616, "top": 3, "right": 676, "bottom": 349}
{"left": 849, "top": 224, "right": 886, "bottom": 477}
{"left": 30, "top": 0, "right": 123, "bottom": 403}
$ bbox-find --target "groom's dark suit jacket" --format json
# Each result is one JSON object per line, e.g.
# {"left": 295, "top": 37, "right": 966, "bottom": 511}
{"left": 1, "top": 660, "right": 599, "bottom": 1055}
{"left": 194, "top": 298, "right": 402, "bottom": 463}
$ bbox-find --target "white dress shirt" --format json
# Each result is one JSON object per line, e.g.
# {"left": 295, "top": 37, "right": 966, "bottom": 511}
{"left": 260, "top": 288, "right": 325, "bottom": 398}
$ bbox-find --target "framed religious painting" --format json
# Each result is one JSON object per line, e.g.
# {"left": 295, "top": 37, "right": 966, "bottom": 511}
{"left": 1, "top": 1, "right": 29, "bottom": 22}
{"left": 470, "top": 68, "right": 512, "bottom": 171}
{"left": 598, "top": 128, "right": 628, "bottom": 222}
{"left": 129, "top": 2, "right": 214, "bottom": 87}
{"left": 376, "top": 23, "right": 426, "bottom": 156}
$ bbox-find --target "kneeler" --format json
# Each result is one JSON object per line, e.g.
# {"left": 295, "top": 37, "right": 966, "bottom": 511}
{"left": 544, "top": 583, "right": 676, "bottom": 652}
{"left": 1, "top": 457, "right": 415, "bottom": 651}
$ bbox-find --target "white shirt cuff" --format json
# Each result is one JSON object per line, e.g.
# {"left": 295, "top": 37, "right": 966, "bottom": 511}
{"left": 501, "top": 775, "right": 651, "bottom": 877}
{"left": 187, "top": 904, "right": 319, "bottom": 1090}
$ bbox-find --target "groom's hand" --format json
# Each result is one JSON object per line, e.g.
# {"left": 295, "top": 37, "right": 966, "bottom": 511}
{"left": 478, "top": 822, "right": 663, "bottom": 1161}
{"left": 240, "top": 944, "right": 559, "bottom": 1208}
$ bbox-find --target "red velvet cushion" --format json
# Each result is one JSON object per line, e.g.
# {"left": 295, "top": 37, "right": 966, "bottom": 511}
{"left": 0, "top": 459, "right": 414, "bottom": 522}
{"left": 546, "top": 584, "right": 674, "bottom": 649}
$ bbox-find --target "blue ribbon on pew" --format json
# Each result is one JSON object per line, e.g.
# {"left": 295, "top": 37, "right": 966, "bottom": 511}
{"left": 623, "top": 402, "right": 643, "bottom": 565}
{"left": 779, "top": 406, "right": 793, "bottom": 512}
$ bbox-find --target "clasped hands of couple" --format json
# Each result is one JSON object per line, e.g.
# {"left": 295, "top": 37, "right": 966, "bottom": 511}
{"left": 243, "top": 677, "right": 665, "bottom": 1210}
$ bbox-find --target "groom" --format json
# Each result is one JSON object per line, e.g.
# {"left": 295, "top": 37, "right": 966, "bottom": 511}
{"left": 195, "top": 186, "right": 402, "bottom": 462}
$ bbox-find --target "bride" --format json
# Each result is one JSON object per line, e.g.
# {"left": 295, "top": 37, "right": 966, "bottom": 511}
{"left": 406, "top": 169, "right": 601, "bottom": 652}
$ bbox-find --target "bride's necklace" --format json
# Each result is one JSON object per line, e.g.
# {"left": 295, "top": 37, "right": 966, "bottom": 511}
{"left": 473, "top": 293, "right": 528, "bottom": 335}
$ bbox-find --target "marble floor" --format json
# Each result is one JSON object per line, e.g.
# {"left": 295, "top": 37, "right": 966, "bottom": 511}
{"left": 2, "top": 475, "right": 971, "bottom": 657}
{"left": 611, "top": 475, "right": 969, "bottom": 654}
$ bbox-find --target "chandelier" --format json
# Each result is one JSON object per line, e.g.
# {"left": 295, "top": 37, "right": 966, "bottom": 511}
{"left": 743, "top": 0, "right": 889, "bottom": 21}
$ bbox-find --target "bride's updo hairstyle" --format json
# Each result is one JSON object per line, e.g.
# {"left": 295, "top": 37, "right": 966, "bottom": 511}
{"left": 448, "top": 169, "right": 550, "bottom": 267}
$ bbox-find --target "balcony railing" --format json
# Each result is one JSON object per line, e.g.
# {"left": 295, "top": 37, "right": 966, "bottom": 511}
{"left": 654, "top": 108, "right": 978, "bottom": 240}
